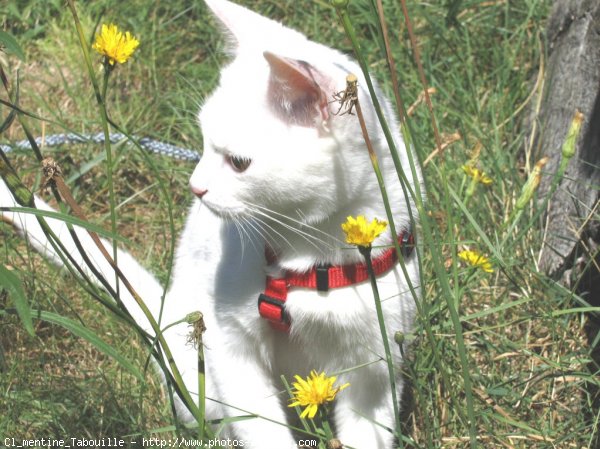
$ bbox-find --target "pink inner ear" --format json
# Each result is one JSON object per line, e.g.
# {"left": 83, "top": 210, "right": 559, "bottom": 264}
{"left": 264, "top": 51, "right": 330, "bottom": 127}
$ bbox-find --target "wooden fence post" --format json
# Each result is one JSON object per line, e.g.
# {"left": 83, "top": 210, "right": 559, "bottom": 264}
{"left": 532, "top": 0, "right": 599, "bottom": 295}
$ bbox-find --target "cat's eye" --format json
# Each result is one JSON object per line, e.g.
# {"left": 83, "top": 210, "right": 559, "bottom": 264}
{"left": 226, "top": 154, "right": 252, "bottom": 173}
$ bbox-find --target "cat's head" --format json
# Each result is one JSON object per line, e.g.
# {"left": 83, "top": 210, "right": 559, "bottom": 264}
{"left": 190, "top": 0, "right": 375, "bottom": 225}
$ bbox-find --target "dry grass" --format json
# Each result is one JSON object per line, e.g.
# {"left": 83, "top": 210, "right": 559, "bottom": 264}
{"left": 1, "top": 0, "right": 598, "bottom": 447}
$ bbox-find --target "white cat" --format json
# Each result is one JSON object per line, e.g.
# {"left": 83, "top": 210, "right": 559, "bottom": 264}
{"left": 0, "top": 1, "right": 422, "bottom": 448}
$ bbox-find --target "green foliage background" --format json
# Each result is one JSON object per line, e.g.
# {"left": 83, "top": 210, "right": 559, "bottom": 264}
{"left": 1, "top": 0, "right": 597, "bottom": 448}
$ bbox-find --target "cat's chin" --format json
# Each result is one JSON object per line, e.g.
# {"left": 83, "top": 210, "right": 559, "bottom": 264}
{"left": 200, "top": 200, "right": 247, "bottom": 220}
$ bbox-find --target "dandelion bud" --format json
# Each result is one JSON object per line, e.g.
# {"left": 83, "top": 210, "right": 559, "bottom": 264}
{"left": 41, "top": 157, "right": 63, "bottom": 188}
{"left": 330, "top": 0, "right": 349, "bottom": 8}
{"left": 185, "top": 311, "right": 203, "bottom": 324}
{"left": 394, "top": 331, "right": 405, "bottom": 346}
{"left": 515, "top": 157, "right": 549, "bottom": 210}
{"left": 185, "top": 311, "right": 206, "bottom": 349}
{"left": 327, "top": 439, "right": 344, "bottom": 449}
{"left": 561, "top": 110, "right": 584, "bottom": 161}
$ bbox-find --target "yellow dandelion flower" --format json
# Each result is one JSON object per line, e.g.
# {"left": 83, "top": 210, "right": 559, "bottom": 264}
{"left": 92, "top": 24, "right": 139, "bottom": 65}
{"left": 341, "top": 215, "right": 388, "bottom": 247}
{"left": 462, "top": 164, "right": 492, "bottom": 186}
{"left": 458, "top": 250, "right": 494, "bottom": 273}
{"left": 289, "top": 370, "right": 349, "bottom": 419}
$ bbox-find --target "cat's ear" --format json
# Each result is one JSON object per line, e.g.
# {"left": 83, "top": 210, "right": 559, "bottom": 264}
{"left": 264, "top": 51, "right": 331, "bottom": 128}
{"left": 204, "top": 0, "right": 285, "bottom": 50}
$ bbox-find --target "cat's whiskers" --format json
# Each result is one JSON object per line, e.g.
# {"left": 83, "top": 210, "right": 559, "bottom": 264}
{"left": 231, "top": 215, "right": 250, "bottom": 259}
{"left": 256, "top": 212, "right": 325, "bottom": 255}
{"left": 295, "top": 208, "right": 309, "bottom": 224}
{"left": 249, "top": 212, "right": 297, "bottom": 253}
{"left": 239, "top": 214, "right": 278, "bottom": 250}
{"left": 236, "top": 213, "right": 275, "bottom": 259}
{"left": 245, "top": 201, "right": 341, "bottom": 249}
{"left": 245, "top": 205, "right": 335, "bottom": 256}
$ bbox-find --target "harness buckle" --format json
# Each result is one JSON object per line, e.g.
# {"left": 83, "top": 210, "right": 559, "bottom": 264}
{"left": 316, "top": 265, "right": 330, "bottom": 292}
{"left": 258, "top": 293, "right": 290, "bottom": 329}
{"left": 400, "top": 231, "right": 415, "bottom": 258}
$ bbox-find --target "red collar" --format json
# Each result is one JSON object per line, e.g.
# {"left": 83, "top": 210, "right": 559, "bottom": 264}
{"left": 258, "top": 230, "right": 414, "bottom": 332}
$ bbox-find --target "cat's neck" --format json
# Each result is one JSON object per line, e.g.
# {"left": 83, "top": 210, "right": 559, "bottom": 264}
{"left": 265, "top": 166, "right": 411, "bottom": 272}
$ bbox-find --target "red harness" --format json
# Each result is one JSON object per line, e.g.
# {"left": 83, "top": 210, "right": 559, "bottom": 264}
{"left": 258, "top": 230, "right": 415, "bottom": 332}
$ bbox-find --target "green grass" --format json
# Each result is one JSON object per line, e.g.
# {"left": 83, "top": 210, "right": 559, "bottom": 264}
{"left": 1, "top": 0, "right": 598, "bottom": 447}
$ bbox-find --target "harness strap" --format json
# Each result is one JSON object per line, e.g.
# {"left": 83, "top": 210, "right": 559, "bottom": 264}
{"left": 258, "top": 230, "right": 415, "bottom": 332}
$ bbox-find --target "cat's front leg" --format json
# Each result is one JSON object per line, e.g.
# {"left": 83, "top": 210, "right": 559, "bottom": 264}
{"left": 333, "top": 366, "right": 402, "bottom": 449}
{"left": 204, "top": 334, "right": 298, "bottom": 449}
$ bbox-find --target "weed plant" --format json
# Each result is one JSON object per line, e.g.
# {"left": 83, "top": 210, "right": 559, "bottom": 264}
{"left": 1, "top": 0, "right": 598, "bottom": 448}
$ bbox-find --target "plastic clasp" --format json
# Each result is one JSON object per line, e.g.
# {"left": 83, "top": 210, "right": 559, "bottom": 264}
{"left": 400, "top": 232, "right": 415, "bottom": 258}
{"left": 316, "top": 265, "right": 330, "bottom": 292}
{"left": 258, "top": 294, "right": 290, "bottom": 326}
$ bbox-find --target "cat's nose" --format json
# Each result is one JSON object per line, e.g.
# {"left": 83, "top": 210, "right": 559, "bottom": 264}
{"left": 191, "top": 186, "right": 208, "bottom": 199}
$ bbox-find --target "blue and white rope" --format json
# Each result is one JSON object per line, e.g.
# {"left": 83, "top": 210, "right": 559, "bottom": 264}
{"left": 0, "top": 133, "right": 201, "bottom": 163}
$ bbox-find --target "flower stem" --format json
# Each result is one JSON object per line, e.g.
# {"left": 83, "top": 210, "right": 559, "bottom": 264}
{"left": 359, "top": 245, "right": 401, "bottom": 439}
{"left": 334, "top": 5, "right": 417, "bottom": 209}
{"left": 198, "top": 357, "right": 206, "bottom": 439}
{"left": 464, "top": 176, "right": 478, "bottom": 205}
{"left": 354, "top": 100, "right": 398, "bottom": 241}
{"left": 100, "top": 64, "right": 120, "bottom": 295}
{"left": 501, "top": 110, "right": 584, "bottom": 246}
{"left": 189, "top": 312, "right": 207, "bottom": 441}
{"left": 65, "top": 0, "right": 119, "bottom": 290}
{"left": 334, "top": 5, "right": 479, "bottom": 445}
{"left": 397, "top": 0, "right": 444, "bottom": 155}
{"left": 319, "top": 406, "right": 335, "bottom": 442}
{"left": 65, "top": 1, "right": 207, "bottom": 429}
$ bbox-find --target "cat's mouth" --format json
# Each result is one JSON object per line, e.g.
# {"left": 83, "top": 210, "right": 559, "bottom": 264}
{"left": 200, "top": 198, "right": 248, "bottom": 220}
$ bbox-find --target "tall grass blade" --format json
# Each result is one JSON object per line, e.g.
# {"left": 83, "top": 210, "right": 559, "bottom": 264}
{"left": 31, "top": 309, "right": 143, "bottom": 380}
{"left": 0, "top": 264, "right": 35, "bottom": 337}
{"left": 0, "top": 30, "right": 26, "bottom": 61}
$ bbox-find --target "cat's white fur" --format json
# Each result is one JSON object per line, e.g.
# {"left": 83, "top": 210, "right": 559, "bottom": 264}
{"left": 0, "top": 1, "right": 422, "bottom": 447}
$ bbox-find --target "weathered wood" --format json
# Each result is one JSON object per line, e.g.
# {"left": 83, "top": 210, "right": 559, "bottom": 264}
{"left": 534, "top": 5, "right": 600, "bottom": 445}
{"left": 533, "top": 0, "right": 600, "bottom": 285}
